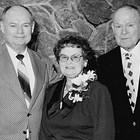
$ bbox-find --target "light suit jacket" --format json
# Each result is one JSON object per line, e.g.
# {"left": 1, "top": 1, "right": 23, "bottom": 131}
{"left": 0, "top": 43, "right": 60, "bottom": 140}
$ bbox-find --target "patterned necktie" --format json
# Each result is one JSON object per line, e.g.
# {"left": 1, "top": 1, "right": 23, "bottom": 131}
{"left": 124, "top": 53, "right": 136, "bottom": 112}
{"left": 16, "top": 54, "right": 31, "bottom": 104}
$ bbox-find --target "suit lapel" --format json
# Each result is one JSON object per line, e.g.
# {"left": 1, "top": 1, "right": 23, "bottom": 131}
{"left": 108, "top": 47, "right": 127, "bottom": 89}
{"left": 0, "top": 44, "right": 26, "bottom": 105}
{"left": 28, "top": 50, "right": 46, "bottom": 110}
{"left": 109, "top": 47, "right": 132, "bottom": 112}
{"left": 112, "top": 47, "right": 124, "bottom": 79}
{"left": 114, "top": 48, "right": 140, "bottom": 113}
{"left": 117, "top": 47, "right": 136, "bottom": 113}
{"left": 47, "top": 77, "right": 78, "bottom": 119}
{"left": 47, "top": 78, "right": 66, "bottom": 118}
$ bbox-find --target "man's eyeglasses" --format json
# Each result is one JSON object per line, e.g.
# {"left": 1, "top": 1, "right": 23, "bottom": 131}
{"left": 59, "top": 54, "right": 83, "bottom": 63}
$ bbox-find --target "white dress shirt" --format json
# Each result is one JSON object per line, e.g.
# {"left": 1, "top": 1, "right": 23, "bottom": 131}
{"left": 121, "top": 41, "right": 140, "bottom": 102}
{"left": 6, "top": 45, "right": 35, "bottom": 107}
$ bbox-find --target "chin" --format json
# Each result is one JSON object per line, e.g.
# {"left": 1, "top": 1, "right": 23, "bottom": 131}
{"left": 122, "top": 45, "right": 134, "bottom": 51}
{"left": 65, "top": 73, "right": 77, "bottom": 79}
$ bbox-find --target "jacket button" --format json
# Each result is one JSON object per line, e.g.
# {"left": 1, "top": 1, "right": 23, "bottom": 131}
{"left": 133, "top": 122, "right": 136, "bottom": 126}
{"left": 23, "top": 131, "right": 26, "bottom": 134}
{"left": 27, "top": 113, "right": 31, "bottom": 117}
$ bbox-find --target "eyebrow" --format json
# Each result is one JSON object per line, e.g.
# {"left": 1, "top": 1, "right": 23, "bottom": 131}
{"left": 60, "top": 53, "right": 82, "bottom": 56}
{"left": 8, "top": 21, "right": 32, "bottom": 24}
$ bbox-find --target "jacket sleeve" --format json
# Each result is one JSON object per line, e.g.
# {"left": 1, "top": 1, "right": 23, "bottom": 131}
{"left": 89, "top": 82, "right": 115, "bottom": 140}
{"left": 39, "top": 89, "right": 53, "bottom": 140}
{"left": 39, "top": 118, "right": 53, "bottom": 140}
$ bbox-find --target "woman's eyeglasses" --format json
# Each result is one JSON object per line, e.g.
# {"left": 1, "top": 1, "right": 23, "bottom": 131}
{"left": 59, "top": 54, "right": 83, "bottom": 63}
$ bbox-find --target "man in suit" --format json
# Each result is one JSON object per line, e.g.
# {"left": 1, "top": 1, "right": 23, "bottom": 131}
{"left": 97, "top": 5, "right": 140, "bottom": 140}
{"left": 0, "top": 5, "right": 61, "bottom": 140}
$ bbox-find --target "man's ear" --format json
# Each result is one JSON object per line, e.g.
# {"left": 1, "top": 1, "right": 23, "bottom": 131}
{"left": 31, "top": 21, "right": 35, "bottom": 33}
{"left": 0, "top": 21, "right": 4, "bottom": 33}
{"left": 111, "top": 22, "right": 115, "bottom": 32}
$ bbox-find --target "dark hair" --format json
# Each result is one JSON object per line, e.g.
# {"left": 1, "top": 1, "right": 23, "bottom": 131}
{"left": 54, "top": 35, "right": 94, "bottom": 62}
{"left": 1, "top": 5, "right": 34, "bottom": 23}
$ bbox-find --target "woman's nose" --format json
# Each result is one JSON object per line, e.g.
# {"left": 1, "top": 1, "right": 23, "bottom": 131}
{"left": 66, "top": 57, "right": 73, "bottom": 64}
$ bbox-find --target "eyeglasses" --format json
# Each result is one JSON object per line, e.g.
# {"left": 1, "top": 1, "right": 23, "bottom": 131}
{"left": 59, "top": 54, "right": 83, "bottom": 63}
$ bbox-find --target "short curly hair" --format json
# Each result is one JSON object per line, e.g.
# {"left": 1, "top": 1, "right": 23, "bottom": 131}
{"left": 54, "top": 35, "right": 94, "bottom": 62}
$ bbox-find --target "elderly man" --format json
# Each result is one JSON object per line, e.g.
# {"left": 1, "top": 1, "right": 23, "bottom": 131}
{"left": 0, "top": 5, "right": 61, "bottom": 140}
{"left": 97, "top": 5, "right": 140, "bottom": 140}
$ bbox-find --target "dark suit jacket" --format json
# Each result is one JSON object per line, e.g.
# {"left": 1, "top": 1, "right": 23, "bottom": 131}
{"left": 97, "top": 46, "right": 140, "bottom": 140}
{"left": 0, "top": 43, "right": 60, "bottom": 140}
{"left": 39, "top": 78, "right": 115, "bottom": 140}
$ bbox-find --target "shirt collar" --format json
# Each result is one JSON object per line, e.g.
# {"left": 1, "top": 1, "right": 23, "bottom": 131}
{"left": 131, "top": 41, "right": 140, "bottom": 61}
{"left": 121, "top": 41, "right": 140, "bottom": 60}
{"left": 6, "top": 44, "right": 28, "bottom": 59}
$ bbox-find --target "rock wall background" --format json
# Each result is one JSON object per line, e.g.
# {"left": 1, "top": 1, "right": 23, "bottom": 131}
{"left": 0, "top": 0, "right": 140, "bottom": 66}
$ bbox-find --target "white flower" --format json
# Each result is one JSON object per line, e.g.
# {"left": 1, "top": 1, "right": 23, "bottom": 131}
{"left": 67, "top": 70, "right": 97, "bottom": 103}
{"left": 71, "top": 70, "right": 96, "bottom": 87}
{"left": 71, "top": 75, "right": 82, "bottom": 86}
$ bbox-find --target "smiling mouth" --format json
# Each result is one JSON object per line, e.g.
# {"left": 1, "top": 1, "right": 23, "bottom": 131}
{"left": 66, "top": 67, "right": 75, "bottom": 69}
{"left": 15, "top": 36, "right": 24, "bottom": 38}
{"left": 121, "top": 38, "right": 129, "bottom": 40}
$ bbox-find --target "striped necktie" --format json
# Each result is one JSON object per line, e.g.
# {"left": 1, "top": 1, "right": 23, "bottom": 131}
{"left": 16, "top": 54, "right": 31, "bottom": 104}
{"left": 124, "top": 53, "right": 136, "bottom": 112}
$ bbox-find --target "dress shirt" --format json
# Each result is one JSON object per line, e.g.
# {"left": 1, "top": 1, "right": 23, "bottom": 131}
{"left": 121, "top": 42, "right": 140, "bottom": 101}
{"left": 6, "top": 45, "right": 35, "bottom": 106}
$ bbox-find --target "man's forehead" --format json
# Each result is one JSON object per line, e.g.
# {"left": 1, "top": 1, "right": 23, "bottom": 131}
{"left": 5, "top": 6, "right": 31, "bottom": 18}
{"left": 114, "top": 7, "right": 139, "bottom": 18}
{"left": 4, "top": 7, "right": 32, "bottom": 23}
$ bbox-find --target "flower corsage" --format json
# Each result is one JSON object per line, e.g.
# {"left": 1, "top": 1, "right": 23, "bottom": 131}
{"left": 68, "top": 70, "right": 97, "bottom": 103}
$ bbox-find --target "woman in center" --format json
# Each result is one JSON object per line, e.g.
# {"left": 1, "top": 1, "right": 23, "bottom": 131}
{"left": 39, "top": 35, "right": 114, "bottom": 140}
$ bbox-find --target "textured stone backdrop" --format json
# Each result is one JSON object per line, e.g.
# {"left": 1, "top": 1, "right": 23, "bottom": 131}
{"left": 0, "top": 0, "right": 140, "bottom": 66}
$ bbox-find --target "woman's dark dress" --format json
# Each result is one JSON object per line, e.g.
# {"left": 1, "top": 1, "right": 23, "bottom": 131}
{"left": 39, "top": 78, "right": 114, "bottom": 140}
